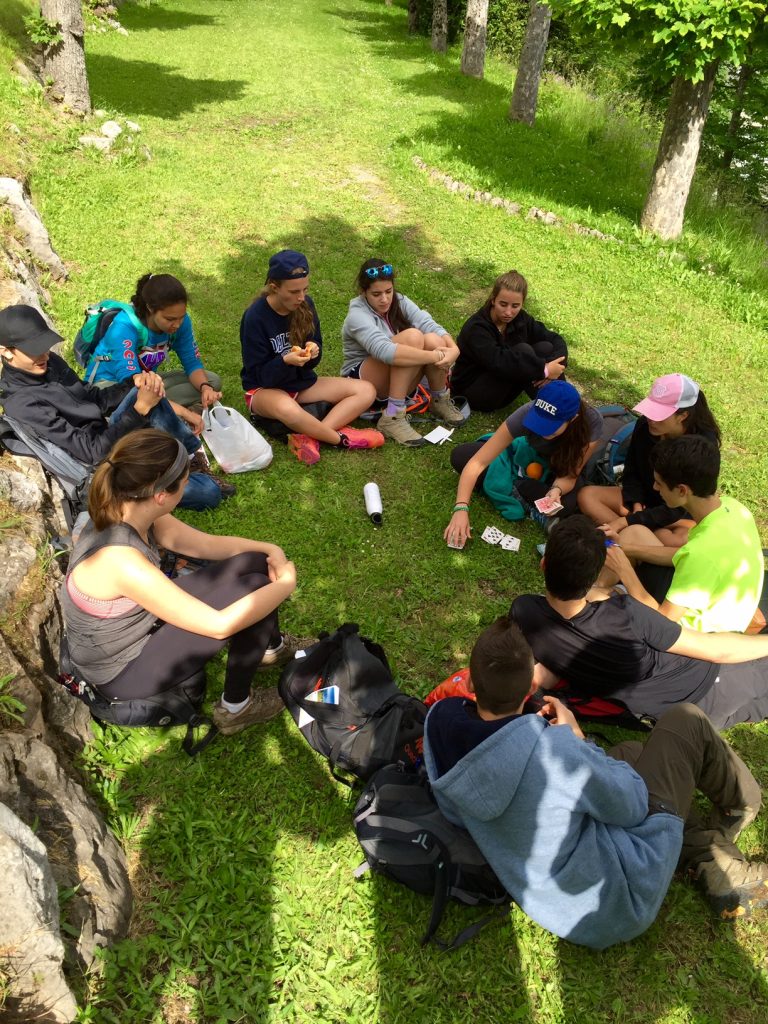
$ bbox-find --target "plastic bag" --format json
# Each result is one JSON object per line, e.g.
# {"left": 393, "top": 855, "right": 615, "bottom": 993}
{"left": 202, "top": 404, "right": 272, "bottom": 473}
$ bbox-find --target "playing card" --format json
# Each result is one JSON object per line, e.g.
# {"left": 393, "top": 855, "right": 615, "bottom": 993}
{"left": 534, "top": 496, "right": 563, "bottom": 516}
{"left": 500, "top": 535, "right": 520, "bottom": 552}
{"left": 481, "top": 526, "right": 503, "bottom": 545}
{"left": 447, "top": 536, "right": 466, "bottom": 550}
{"left": 424, "top": 425, "right": 454, "bottom": 445}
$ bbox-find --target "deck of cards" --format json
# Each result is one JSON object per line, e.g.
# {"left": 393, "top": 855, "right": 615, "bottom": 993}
{"left": 481, "top": 526, "right": 521, "bottom": 552}
{"left": 534, "top": 495, "right": 563, "bottom": 516}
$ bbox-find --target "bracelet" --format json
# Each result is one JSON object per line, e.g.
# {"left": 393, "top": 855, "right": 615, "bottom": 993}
{"left": 453, "top": 503, "right": 470, "bottom": 512}
{"left": 200, "top": 382, "right": 213, "bottom": 392}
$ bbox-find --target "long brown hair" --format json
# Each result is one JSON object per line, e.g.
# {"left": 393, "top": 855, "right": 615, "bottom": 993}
{"left": 546, "top": 401, "right": 592, "bottom": 477}
{"left": 483, "top": 269, "right": 528, "bottom": 315}
{"left": 260, "top": 276, "right": 316, "bottom": 348}
{"left": 89, "top": 430, "right": 187, "bottom": 530}
{"left": 356, "top": 258, "right": 412, "bottom": 334}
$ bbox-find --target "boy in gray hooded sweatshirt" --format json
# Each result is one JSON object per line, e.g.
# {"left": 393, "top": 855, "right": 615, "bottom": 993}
{"left": 423, "top": 618, "right": 768, "bottom": 948}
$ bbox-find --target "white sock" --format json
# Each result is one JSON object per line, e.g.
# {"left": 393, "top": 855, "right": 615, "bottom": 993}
{"left": 221, "top": 695, "right": 250, "bottom": 714}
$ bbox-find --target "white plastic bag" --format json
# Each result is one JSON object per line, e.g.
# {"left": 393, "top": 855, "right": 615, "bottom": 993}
{"left": 202, "top": 404, "right": 272, "bottom": 473}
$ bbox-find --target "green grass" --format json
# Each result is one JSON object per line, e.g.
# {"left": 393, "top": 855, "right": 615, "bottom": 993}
{"left": 2, "top": 1, "right": 768, "bottom": 1021}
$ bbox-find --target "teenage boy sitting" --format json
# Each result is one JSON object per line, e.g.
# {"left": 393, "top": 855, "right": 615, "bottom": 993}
{"left": 423, "top": 617, "right": 768, "bottom": 949}
{"left": 510, "top": 515, "right": 768, "bottom": 729}
{"left": 602, "top": 435, "right": 763, "bottom": 633}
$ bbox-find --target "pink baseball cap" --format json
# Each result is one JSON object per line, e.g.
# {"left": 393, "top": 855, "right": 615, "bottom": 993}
{"left": 633, "top": 374, "right": 700, "bottom": 421}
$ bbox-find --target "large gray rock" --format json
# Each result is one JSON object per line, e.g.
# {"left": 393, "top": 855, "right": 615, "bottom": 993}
{"left": 0, "top": 179, "right": 67, "bottom": 281}
{"left": 0, "top": 802, "right": 78, "bottom": 1023}
{"left": 0, "top": 467, "right": 45, "bottom": 513}
{"left": 0, "top": 733, "right": 132, "bottom": 968}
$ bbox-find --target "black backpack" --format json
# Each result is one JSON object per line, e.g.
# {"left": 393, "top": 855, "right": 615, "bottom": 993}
{"left": 278, "top": 623, "right": 426, "bottom": 784}
{"left": 58, "top": 632, "right": 218, "bottom": 756}
{"left": 353, "top": 764, "right": 511, "bottom": 949}
{"left": 584, "top": 405, "right": 638, "bottom": 485}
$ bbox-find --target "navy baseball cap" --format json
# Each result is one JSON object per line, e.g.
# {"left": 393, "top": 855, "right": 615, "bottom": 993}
{"left": 0, "top": 304, "right": 62, "bottom": 356}
{"left": 266, "top": 250, "right": 310, "bottom": 282}
{"left": 522, "top": 380, "right": 581, "bottom": 437}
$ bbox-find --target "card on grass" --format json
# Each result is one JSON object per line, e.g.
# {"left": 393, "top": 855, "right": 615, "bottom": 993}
{"left": 481, "top": 526, "right": 504, "bottom": 545}
{"left": 424, "top": 425, "right": 454, "bottom": 445}
{"left": 534, "top": 496, "right": 563, "bottom": 516}
{"left": 500, "top": 535, "right": 521, "bottom": 552}
{"left": 447, "top": 536, "right": 466, "bottom": 550}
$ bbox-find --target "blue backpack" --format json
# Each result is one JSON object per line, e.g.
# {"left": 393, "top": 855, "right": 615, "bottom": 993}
{"left": 584, "top": 405, "right": 638, "bottom": 485}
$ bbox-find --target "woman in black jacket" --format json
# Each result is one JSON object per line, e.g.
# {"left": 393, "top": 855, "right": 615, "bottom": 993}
{"left": 450, "top": 270, "right": 567, "bottom": 412}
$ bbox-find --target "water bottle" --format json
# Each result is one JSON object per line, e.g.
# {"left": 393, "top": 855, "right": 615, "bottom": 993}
{"left": 363, "top": 482, "right": 383, "bottom": 526}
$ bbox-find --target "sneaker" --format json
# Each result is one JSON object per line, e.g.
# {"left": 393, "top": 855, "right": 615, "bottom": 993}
{"left": 338, "top": 426, "right": 385, "bottom": 450}
{"left": 376, "top": 408, "right": 427, "bottom": 447}
{"left": 189, "top": 451, "right": 236, "bottom": 498}
{"left": 693, "top": 858, "right": 768, "bottom": 920}
{"left": 429, "top": 392, "right": 466, "bottom": 426}
{"left": 212, "top": 687, "right": 285, "bottom": 735}
{"left": 257, "top": 632, "right": 314, "bottom": 670}
{"left": 288, "top": 433, "right": 321, "bottom": 466}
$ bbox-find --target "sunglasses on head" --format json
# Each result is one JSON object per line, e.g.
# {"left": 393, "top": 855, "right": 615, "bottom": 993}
{"left": 364, "top": 264, "right": 394, "bottom": 280}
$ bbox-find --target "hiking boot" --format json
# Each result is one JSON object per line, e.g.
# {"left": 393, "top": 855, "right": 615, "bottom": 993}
{"left": 257, "top": 632, "right": 314, "bottom": 670}
{"left": 338, "top": 425, "right": 385, "bottom": 450}
{"left": 376, "top": 408, "right": 427, "bottom": 447}
{"left": 693, "top": 858, "right": 768, "bottom": 920}
{"left": 429, "top": 392, "right": 466, "bottom": 426}
{"left": 288, "top": 433, "right": 321, "bottom": 466}
{"left": 189, "top": 450, "right": 236, "bottom": 498}
{"left": 212, "top": 687, "right": 285, "bottom": 735}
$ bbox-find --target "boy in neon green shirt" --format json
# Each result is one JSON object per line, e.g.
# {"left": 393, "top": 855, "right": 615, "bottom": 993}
{"left": 602, "top": 436, "right": 763, "bottom": 633}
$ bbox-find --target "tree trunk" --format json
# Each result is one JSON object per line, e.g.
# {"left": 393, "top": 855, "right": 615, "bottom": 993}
{"left": 408, "top": 0, "right": 418, "bottom": 35}
{"left": 461, "top": 0, "right": 489, "bottom": 78}
{"left": 432, "top": 0, "right": 448, "bottom": 54}
{"left": 384, "top": 0, "right": 392, "bottom": 7}
{"left": 508, "top": 3, "right": 552, "bottom": 126}
{"left": 721, "top": 62, "right": 754, "bottom": 170}
{"left": 640, "top": 62, "right": 718, "bottom": 240}
{"left": 39, "top": 0, "right": 90, "bottom": 114}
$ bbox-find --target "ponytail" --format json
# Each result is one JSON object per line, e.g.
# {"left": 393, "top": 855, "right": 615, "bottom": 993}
{"left": 131, "top": 274, "right": 187, "bottom": 323}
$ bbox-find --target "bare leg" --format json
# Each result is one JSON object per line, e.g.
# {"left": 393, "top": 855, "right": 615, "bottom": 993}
{"left": 359, "top": 328, "right": 430, "bottom": 399}
{"left": 656, "top": 520, "right": 695, "bottom": 548}
{"left": 422, "top": 331, "right": 456, "bottom": 391}
{"left": 249, "top": 389, "right": 342, "bottom": 445}
{"left": 595, "top": 523, "right": 665, "bottom": 589}
{"left": 578, "top": 485, "right": 625, "bottom": 525}
{"left": 298, "top": 377, "right": 377, "bottom": 432}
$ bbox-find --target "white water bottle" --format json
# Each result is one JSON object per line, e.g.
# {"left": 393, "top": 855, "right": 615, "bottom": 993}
{"left": 363, "top": 482, "right": 383, "bottom": 526}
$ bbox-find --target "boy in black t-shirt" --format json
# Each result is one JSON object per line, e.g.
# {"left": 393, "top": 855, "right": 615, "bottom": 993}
{"left": 510, "top": 516, "right": 768, "bottom": 728}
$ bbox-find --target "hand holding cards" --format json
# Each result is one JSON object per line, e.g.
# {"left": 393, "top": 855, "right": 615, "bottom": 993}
{"left": 534, "top": 495, "right": 563, "bottom": 516}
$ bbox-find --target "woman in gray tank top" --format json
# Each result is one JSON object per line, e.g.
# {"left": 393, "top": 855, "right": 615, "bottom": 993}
{"left": 61, "top": 429, "right": 304, "bottom": 735}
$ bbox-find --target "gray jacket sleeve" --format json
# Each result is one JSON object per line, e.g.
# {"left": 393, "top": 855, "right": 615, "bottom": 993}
{"left": 398, "top": 294, "right": 448, "bottom": 338}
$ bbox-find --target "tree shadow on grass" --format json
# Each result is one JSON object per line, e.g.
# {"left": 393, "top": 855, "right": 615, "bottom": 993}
{"left": 87, "top": 53, "right": 247, "bottom": 120}
{"left": 0, "top": 0, "right": 34, "bottom": 54}
{"left": 323, "top": 5, "right": 652, "bottom": 224}
{"left": 117, "top": 1, "right": 220, "bottom": 33}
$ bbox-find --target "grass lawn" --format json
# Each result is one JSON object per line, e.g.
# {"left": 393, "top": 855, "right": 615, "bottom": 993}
{"left": 2, "top": 1, "right": 768, "bottom": 1021}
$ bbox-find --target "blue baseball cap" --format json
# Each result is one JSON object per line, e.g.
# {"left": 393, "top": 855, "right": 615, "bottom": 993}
{"left": 522, "top": 380, "right": 581, "bottom": 437}
{"left": 266, "top": 250, "right": 309, "bottom": 282}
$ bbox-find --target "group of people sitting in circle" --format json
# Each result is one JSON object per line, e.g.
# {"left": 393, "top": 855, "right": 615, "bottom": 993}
{"left": 0, "top": 251, "right": 766, "bottom": 947}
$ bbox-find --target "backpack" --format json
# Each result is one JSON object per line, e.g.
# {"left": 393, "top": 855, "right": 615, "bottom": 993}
{"left": 57, "top": 632, "right": 218, "bottom": 756}
{"left": 0, "top": 413, "right": 91, "bottom": 530}
{"left": 73, "top": 301, "right": 150, "bottom": 382}
{"left": 353, "top": 764, "right": 511, "bottom": 949}
{"left": 426, "top": 668, "right": 654, "bottom": 732}
{"left": 278, "top": 623, "right": 427, "bottom": 784}
{"left": 583, "top": 405, "right": 638, "bottom": 486}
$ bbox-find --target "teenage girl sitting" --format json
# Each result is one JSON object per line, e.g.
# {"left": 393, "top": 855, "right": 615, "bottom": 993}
{"left": 84, "top": 273, "right": 223, "bottom": 424}
{"left": 578, "top": 374, "right": 722, "bottom": 548}
{"left": 451, "top": 270, "right": 567, "bottom": 413}
{"left": 60, "top": 429, "right": 305, "bottom": 736}
{"left": 444, "top": 381, "right": 601, "bottom": 548}
{"left": 240, "top": 250, "right": 383, "bottom": 466}
{"left": 341, "top": 259, "right": 464, "bottom": 447}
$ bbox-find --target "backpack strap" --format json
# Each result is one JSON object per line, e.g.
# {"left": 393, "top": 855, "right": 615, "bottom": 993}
{"left": 182, "top": 715, "right": 219, "bottom": 757}
{"left": 431, "top": 904, "right": 512, "bottom": 952}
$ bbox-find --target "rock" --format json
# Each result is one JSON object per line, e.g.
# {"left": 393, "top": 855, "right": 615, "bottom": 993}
{"left": 0, "top": 179, "right": 67, "bottom": 281}
{"left": 100, "top": 120, "right": 123, "bottom": 139}
{"left": 0, "top": 733, "right": 132, "bottom": 968}
{"left": 0, "top": 536, "right": 38, "bottom": 616}
{"left": 93, "top": 108, "right": 107, "bottom": 118}
{"left": 0, "top": 802, "right": 78, "bottom": 1024}
{"left": 8, "top": 123, "right": 21, "bottom": 135}
{"left": 125, "top": 119, "right": 141, "bottom": 132}
{"left": 0, "top": 636, "right": 44, "bottom": 735}
{"left": 78, "top": 133, "right": 112, "bottom": 152}
{"left": 0, "top": 468, "right": 44, "bottom": 513}
{"left": 12, "top": 58, "right": 39, "bottom": 87}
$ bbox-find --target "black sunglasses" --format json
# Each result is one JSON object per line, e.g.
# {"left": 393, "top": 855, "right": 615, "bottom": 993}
{"left": 364, "top": 264, "right": 394, "bottom": 280}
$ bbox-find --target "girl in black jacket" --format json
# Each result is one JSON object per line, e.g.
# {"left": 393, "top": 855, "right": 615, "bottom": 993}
{"left": 450, "top": 270, "right": 567, "bottom": 412}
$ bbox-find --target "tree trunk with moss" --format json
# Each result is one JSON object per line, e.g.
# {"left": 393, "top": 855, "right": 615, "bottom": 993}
{"left": 432, "top": 0, "right": 448, "bottom": 54}
{"left": 641, "top": 62, "right": 718, "bottom": 240}
{"left": 508, "top": 2, "right": 551, "bottom": 126}
{"left": 461, "top": 0, "right": 489, "bottom": 78}
{"left": 408, "top": 0, "right": 418, "bottom": 34}
{"left": 39, "top": 0, "right": 90, "bottom": 114}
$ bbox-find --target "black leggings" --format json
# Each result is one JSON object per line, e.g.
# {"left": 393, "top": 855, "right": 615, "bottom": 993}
{"left": 451, "top": 341, "right": 561, "bottom": 413}
{"left": 99, "top": 552, "right": 281, "bottom": 705}
{"left": 450, "top": 440, "right": 585, "bottom": 515}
